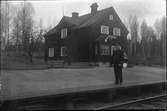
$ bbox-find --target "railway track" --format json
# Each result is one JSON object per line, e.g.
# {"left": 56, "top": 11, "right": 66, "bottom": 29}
{"left": 13, "top": 92, "right": 166, "bottom": 110}
{"left": 1, "top": 81, "right": 166, "bottom": 110}
{"left": 93, "top": 94, "right": 167, "bottom": 110}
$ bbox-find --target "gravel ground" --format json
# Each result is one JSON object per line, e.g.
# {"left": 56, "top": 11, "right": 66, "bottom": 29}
{"left": 0, "top": 66, "right": 165, "bottom": 100}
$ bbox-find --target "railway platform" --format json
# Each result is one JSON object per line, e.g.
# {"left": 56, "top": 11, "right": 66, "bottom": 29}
{"left": 1, "top": 66, "right": 165, "bottom": 100}
{"left": 0, "top": 66, "right": 166, "bottom": 110}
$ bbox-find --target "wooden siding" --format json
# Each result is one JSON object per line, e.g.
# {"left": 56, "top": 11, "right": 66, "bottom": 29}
{"left": 45, "top": 7, "right": 129, "bottom": 62}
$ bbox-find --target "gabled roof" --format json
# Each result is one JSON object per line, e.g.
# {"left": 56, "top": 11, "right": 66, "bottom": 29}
{"left": 45, "top": 5, "right": 128, "bottom": 37}
{"left": 63, "top": 15, "right": 91, "bottom": 26}
{"left": 45, "top": 15, "right": 91, "bottom": 37}
{"left": 78, "top": 7, "right": 113, "bottom": 28}
{"left": 45, "top": 27, "right": 57, "bottom": 37}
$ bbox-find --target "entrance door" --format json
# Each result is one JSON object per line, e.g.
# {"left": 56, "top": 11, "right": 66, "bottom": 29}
{"left": 78, "top": 41, "right": 89, "bottom": 62}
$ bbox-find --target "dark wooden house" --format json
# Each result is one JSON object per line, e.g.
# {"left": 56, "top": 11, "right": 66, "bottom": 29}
{"left": 44, "top": 3, "right": 129, "bottom": 62}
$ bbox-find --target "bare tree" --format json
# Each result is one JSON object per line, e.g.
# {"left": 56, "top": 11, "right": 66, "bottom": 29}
{"left": 154, "top": 18, "right": 163, "bottom": 40}
{"left": 154, "top": 16, "right": 166, "bottom": 65}
{"left": 0, "top": 1, "right": 4, "bottom": 50}
{"left": 140, "top": 20, "right": 148, "bottom": 58}
{"left": 146, "top": 26, "right": 155, "bottom": 58}
{"left": 160, "top": 17, "right": 166, "bottom": 66}
{"left": 0, "top": 1, "right": 10, "bottom": 52}
{"left": 128, "top": 15, "right": 139, "bottom": 57}
{"left": 11, "top": 5, "right": 22, "bottom": 54}
{"left": 16, "top": 1, "right": 35, "bottom": 62}
{"left": 31, "top": 19, "right": 45, "bottom": 57}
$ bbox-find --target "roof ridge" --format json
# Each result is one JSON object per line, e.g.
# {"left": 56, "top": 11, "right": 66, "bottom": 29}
{"left": 45, "top": 6, "right": 115, "bottom": 36}
{"left": 63, "top": 6, "right": 113, "bottom": 18}
{"left": 78, "top": 6, "right": 113, "bottom": 28}
{"left": 79, "top": 6, "right": 113, "bottom": 18}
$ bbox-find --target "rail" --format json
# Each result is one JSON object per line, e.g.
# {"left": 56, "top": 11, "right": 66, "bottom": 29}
{"left": 93, "top": 94, "right": 167, "bottom": 110}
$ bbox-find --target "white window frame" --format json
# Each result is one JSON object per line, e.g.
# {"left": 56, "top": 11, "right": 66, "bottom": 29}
{"left": 101, "top": 25, "right": 109, "bottom": 35}
{"left": 61, "top": 28, "right": 67, "bottom": 39}
{"left": 100, "top": 45, "right": 110, "bottom": 55}
{"left": 110, "top": 46, "right": 115, "bottom": 56}
{"left": 113, "top": 27, "right": 121, "bottom": 36}
{"left": 61, "top": 46, "right": 67, "bottom": 56}
{"left": 109, "top": 15, "right": 113, "bottom": 20}
{"left": 48, "top": 48, "right": 54, "bottom": 57}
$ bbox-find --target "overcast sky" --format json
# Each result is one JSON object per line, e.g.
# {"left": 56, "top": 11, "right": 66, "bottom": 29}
{"left": 11, "top": 0, "right": 166, "bottom": 29}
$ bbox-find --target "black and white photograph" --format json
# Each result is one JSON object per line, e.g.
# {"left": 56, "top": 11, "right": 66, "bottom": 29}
{"left": 0, "top": 0, "right": 166, "bottom": 110}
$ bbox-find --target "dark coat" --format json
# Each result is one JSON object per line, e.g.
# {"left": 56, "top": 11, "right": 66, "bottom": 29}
{"left": 112, "top": 49, "right": 124, "bottom": 64}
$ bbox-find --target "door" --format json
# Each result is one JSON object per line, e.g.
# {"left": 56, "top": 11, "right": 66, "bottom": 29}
{"left": 78, "top": 40, "right": 89, "bottom": 62}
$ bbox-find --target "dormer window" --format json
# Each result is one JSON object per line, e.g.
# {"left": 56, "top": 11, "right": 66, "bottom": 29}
{"left": 101, "top": 25, "right": 109, "bottom": 35}
{"left": 113, "top": 27, "right": 121, "bottom": 36}
{"left": 61, "top": 28, "right": 67, "bottom": 39}
{"left": 109, "top": 15, "right": 113, "bottom": 20}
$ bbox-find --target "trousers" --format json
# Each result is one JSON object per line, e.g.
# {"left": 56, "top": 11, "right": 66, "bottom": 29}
{"left": 114, "top": 64, "right": 123, "bottom": 84}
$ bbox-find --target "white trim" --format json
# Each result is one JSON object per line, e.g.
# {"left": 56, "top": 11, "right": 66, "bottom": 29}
{"left": 100, "top": 45, "right": 110, "bottom": 55}
{"left": 111, "top": 46, "right": 115, "bottom": 56}
{"left": 109, "top": 15, "right": 113, "bottom": 20}
{"left": 61, "top": 28, "right": 67, "bottom": 39}
{"left": 113, "top": 27, "right": 121, "bottom": 36}
{"left": 101, "top": 25, "right": 109, "bottom": 35}
{"left": 48, "top": 48, "right": 54, "bottom": 57}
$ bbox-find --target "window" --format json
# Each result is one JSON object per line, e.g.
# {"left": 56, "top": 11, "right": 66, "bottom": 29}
{"left": 61, "top": 28, "right": 67, "bottom": 39}
{"left": 100, "top": 45, "right": 110, "bottom": 55}
{"left": 101, "top": 25, "right": 109, "bottom": 35}
{"left": 61, "top": 46, "right": 67, "bottom": 56}
{"left": 113, "top": 28, "right": 121, "bottom": 36}
{"left": 49, "top": 48, "right": 54, "bottom": 57}
{"left": 109, "top": 15, "right": 113, "bottom": 20}
{"left": 110, "top": 46, "right": 115, "bottom": 56}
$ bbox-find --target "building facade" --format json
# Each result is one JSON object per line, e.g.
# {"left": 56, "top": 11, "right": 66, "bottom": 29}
{"left": 44, "top": 3, "right": 129, "bottom": 63}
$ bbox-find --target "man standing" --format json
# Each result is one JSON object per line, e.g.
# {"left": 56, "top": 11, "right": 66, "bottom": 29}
{"left": 112, "top": 44, "right": 125, "bottom": 85}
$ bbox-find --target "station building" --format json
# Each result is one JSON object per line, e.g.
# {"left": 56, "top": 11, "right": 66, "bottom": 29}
{"left": 44, "top": 3, "right": 129, "bottom": 62}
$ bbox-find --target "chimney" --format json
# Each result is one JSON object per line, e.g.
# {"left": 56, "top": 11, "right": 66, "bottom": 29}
{"left": 72, "top": 12, "right": 79, "bottom": 18}
{"left": 90, "top": 3, "right": 98, "bottom": 15}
